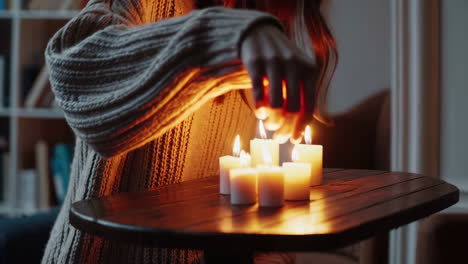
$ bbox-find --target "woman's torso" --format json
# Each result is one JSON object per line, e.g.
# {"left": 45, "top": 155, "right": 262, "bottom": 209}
{"left": 41, "top": 1, "right": 256, "bottom": 263}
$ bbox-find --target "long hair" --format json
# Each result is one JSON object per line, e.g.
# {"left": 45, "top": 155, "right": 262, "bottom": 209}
{"left": 196, "top": 0, "right": 338, "bottom": 125}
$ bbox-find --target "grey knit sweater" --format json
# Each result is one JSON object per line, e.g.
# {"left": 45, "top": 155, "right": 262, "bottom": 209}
{"left": 42, "top": 0, "right": 281, "bottom": 263}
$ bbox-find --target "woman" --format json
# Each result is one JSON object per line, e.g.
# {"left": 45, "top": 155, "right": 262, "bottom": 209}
{"left": 42, "top": 0, "right": 337, "bottom": 263}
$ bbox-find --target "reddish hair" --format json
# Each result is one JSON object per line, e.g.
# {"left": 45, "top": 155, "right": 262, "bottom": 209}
{"left": 197, "top": 0, "right": 338, "bottom": 125}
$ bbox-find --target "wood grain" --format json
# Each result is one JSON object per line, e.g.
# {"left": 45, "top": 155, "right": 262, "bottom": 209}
{"left": 70, "top": 169, "right": 459, "bottom": 251}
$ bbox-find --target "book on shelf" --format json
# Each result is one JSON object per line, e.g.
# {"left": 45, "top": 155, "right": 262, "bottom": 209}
{"left": 19, "top": 169, "right": 37, "bottom": 214}
{"left": 26, "top": 0, "right": 81, "bottom": 10}
{"left": 24, "top": 65, "right": 51, "bottom": 108}
{"left": 23, "top": 64, "right": 57, "bottom": 109}
{"left": 1, "top": 152, "right": 10, "bottom": 202}
{"left": 22, "top": 63, "right": 40, "bottom": 106}
{"left": 0, "top": 0, "right": 14, "bottom": 11}
{"left": 51, "top": 143, "right": 73, "bottom": 204}
{"left": 28, "top": 0, "right": 53, "bottom": 10}
{"left": 0, "top": 55, "right": 4, "bottom": 109}
{"left": 0, "top": 136, "right": 7, "bottom": 150}
{"left": 1, "top": 55, "right": 10, "bottom": 108}
{"left": 0, "top": 55, "right": 9, "bottom": 108}
{"left": 17, "top": 141, "right": 73, "bottom": 213}
{"left": 36, "top": 140, "right": 51, "bottom": 209}
{"left": 0, "top": 136, "right": 8, "bottom": 201}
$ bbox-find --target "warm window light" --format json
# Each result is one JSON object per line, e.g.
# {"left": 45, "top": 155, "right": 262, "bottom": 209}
{"left": 261, "top": 146, "right": 273, "bottom": 165}
{"left": 240, "top": 150, "right": 251, "bottom": 167}
{"left": 259, "top": 120, "right": 267, "bottom": 139}
{"left": 291, "top": 146, "right": 299, "bottom": 162}
{"left": 262, "top": 77, "right": 269, "bottom": 87}
{"left": 233, "top": 135, "right": 241, "bottom": 157}
{"left": 305, "top": 125, "right": 312, "bottom": 145}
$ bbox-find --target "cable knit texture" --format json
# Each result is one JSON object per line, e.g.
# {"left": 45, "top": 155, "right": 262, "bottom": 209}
{"left": 41, "top": 0, "right": 282, "bottom": 263}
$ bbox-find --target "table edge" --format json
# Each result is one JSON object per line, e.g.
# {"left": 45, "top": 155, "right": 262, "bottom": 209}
{"left": 69, "top": 173, "right": 460, "bottom": 251}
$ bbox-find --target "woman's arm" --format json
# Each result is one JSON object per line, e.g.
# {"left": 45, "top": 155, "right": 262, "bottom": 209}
{"left": 46, "top": 0, "right": 282, "bottom": 158}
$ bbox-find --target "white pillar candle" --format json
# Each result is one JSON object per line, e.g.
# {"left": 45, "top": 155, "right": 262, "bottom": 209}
{"left": 219, "top": 135, "right": 241, "bottom": 194}
{"left": 293, "top": 126, "right": 323, "bottom": 186}
{"left": 230, "top": 168, "right": 257, "bottom": 205}
{"left": 257, "top": 165, "right": 284, "bottom": 207}
{"left": 250, "top": 120, "right": 279, "bottom": 167}
{"left": 219, "top": 156, "right": 241, "bottom": 195}
{"left": 282, "top": 162, "right": 311, "bottom": 201}
{"left": 219, "top": 136, "right": 251, "bottom": 194}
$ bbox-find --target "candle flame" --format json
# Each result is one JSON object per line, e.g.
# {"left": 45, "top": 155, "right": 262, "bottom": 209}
{"left": 259, "top": 120, "right": 267, "bottom": 139}
{"left": 292, "top": 146, "right": 299, "bottom": 162}
{"left": 261, "top": 146, "right": 273, "bottom": 165}
{"left": 240, "top": 150, "right": 251, "bottom": 167}
{"left": 233, "top": 135, "right": 241, "bottom": 157}
{"left": 305, "top": 125, "right": 312, "bottom": 145}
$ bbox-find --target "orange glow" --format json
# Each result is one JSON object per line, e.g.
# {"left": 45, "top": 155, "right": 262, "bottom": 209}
{"left": 258, "top": 120, "right": 267, "bottom": 139}
{"left": 282, "top": 80, "right": 287, "bottom": 100}
{"left": 262, "top": 77, "right": 270, "bottom": 103}
{"left": 239, "top": 150, "right": 251, "bottom": 167}
{"left": 261, "top": 146, "right": 273, "bottom": 165}
{"left": 305, "top": 125, "right": 312, "bottom": 145}
{"left": 233, "top": 135, "right": 241, "bottom": 157}
{"left": 255, "top": 106, "right": 269, "bottom": 120}
{"left": 272, "top": 203, "right": 331, "bottom": 235}
{"left": 291, "top": 146, "right": 298, "bottom": 162}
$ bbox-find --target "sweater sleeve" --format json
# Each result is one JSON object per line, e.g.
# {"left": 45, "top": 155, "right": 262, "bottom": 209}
{"left": 46, "top": 0, "right": 282, "bottom": 158}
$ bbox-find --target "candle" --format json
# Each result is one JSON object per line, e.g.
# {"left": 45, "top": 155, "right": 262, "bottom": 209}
{"left": 257, "top": 147, "right": 284, "bottom": 207}
{"left": 293, "top": 126, "right": 323, "bottom": 186}
{"left": 219, "top": 135, "right": 250, "bottom": 194}
{"left": 283, "top": 148, "right": 311, "bottom": 200}
{"left": 230, "top": 152, "right": 257, "bottom": 205}
{"left": 250, "top": 120, "right": 279, "bottom": 167}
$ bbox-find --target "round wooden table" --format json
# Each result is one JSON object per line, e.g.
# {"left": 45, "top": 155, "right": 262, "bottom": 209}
{"left": 70, "top": 169, "right": 459, "bottom": 263}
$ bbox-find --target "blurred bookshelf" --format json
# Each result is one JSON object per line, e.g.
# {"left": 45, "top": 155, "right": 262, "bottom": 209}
{"left": 0, "top": 0, "right": 82, "bottom": 216}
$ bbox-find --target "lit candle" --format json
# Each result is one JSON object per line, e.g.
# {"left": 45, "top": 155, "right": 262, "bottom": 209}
{"left": 283, "top": 147, "right": 311, "bottom": 201}
{"left": 257, "top": 147, "right": 284, "bottom": 207}
{"left": 230, "top": 151, "right": 257, "bottom": 205}
{"left": 293, "top": 126, "right": 323, "bottom": 186}
{"left": 219, "top": 135, "right": 250, "bottom": 195}
{"left": 250, "top": 120, "right": 279, "bottom": 167}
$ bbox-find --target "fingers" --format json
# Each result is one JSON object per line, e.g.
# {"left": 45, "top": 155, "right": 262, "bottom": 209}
{"left": 289, "top": 63, "right": 316, "bottom": 141}
{"left": 302, "top": 64, "right": 317, "bottom": 113}
{"left": 285, "top": 66, "right": 301, "bottom": 112}
{"left": 239, "top": 23, "right": 320, "bottom": 141}
{"left": 254, "top": 106, "right": 270, "bottom": 120}
{"left": 244, "top": 59, "right": 265, "bottom": 105}
{"left": 291, "top": 112, "right": 315, "bottom": 143}
{"left": 266, "top": 62, "right": 283, "bottom": 108}
{"left": 264, "top": 108, "right": 284, "bottom": 131}
{"left": 241, "top": 33, "right": 265, "bottom": 107}
{"left": 273, "top": 113, "right": 298, "bottom": 144}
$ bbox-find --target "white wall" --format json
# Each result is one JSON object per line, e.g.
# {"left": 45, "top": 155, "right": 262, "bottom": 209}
{"left": 440, "top": 0, "right": 468, "bottom": 210}
{"left": 324, "top": 0, "right": 390, "bottom": 113}
{"left": 280, "top": 0, "right": 391, "bottom": 163}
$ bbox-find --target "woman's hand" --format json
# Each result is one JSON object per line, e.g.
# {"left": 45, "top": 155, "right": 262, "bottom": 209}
{"left": 240, "top": 23, "right": 317, "bottom": 142}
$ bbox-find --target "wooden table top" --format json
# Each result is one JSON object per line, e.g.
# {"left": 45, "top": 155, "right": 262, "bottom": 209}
{"left": 70, "top": 169, "right": 459, "bottom": 252}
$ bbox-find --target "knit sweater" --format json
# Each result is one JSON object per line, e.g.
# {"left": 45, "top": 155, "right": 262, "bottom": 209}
{"left": 42, "top": 0, "right": 282, "bottom": 263}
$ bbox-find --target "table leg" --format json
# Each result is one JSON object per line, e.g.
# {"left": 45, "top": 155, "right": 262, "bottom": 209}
{"left": 203, "top": 249, "right": 254, "bottom": 264}
{"left": 359, "top": 232, "right": 389, "bottom": 264}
